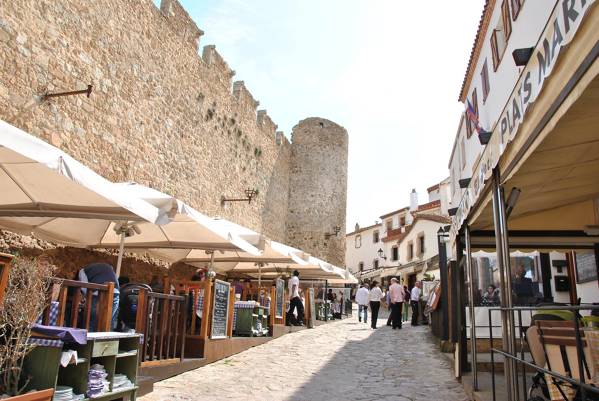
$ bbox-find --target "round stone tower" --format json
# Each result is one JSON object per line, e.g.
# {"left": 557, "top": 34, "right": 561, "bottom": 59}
{"left": 286, "top": 117, "right": 348, "bottom": 267}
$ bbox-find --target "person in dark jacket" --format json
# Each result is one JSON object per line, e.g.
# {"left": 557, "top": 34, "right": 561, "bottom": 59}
{"left": 78, "top": 263, "right": 120, "bottom": 331}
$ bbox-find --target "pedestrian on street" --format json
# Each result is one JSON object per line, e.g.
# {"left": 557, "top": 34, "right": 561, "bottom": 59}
{"left": 287, "top": 270, "right": 304, "bottom": 326}
{"left": 386, "top": 285, "right": 392, "bottom": 326}
{"left": 388, "top": 277, "right": 405, "bottom": 329}
{"left": 410, "top": 281, "right": 421, "bottom": 326}
{"left": 368, "top": 281, "right": 384, "bottom": 329}
{"left": 355, "top": 283, "right": 370, "bottom": 323}
{"left": 403, "top": 284, "right": 410, "bottom": 322}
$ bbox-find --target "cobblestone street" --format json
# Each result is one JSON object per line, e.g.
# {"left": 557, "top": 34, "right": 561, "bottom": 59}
{"left": 140, "top": 311, "right": 470, "bottom": 401}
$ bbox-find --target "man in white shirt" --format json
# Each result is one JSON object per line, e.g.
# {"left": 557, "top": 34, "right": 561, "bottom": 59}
{"left": 287, "top": 270, "right": 304, "bottom": 326}
{"left": 368, "top": 281, "right": 384, "bottom": 329}
{"left": 355, "top": 283, "right": 370, "bottom": 324}
{"left": 410, "top": 281, "right": 422, "bottom": 326}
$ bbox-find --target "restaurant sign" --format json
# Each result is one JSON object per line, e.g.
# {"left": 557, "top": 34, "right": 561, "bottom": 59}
{"left": 450, "top": 0, "right": 596, "bottom": 244}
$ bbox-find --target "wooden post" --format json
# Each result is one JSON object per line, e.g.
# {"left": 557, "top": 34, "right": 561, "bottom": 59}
{"left": 566, "top": 251, "right": 579, "bottom": 304}
{"left": 0, "top": 253, "right": 13, "bottom": 308}
{"left": 242, "top": 282, "right": 248, "bottom": 301}
{"left": 56, "top": 286, "right": 68, "bottom": 327}
{"left": 305, "top": 290, "right": 311, "bottom": 327}
{"left": 100, "top": 282, "right": 115, "bottom": 331}
{"left": 200, "top": 281, "right": 212, "bottom": 340}
{"left": 227, "top": 287, "right": 235, "bottom": 337}
{"left": 282, "top": 293, "right": 287, "bottom": 326}
{"left": 270, "top": 287, "right": 276, "bottom": 328}
{"left": 163, "top": 275, "right": 171, "bottom": 294}
{"left": 135, "top": 288, "right": 148, "bottom": 335}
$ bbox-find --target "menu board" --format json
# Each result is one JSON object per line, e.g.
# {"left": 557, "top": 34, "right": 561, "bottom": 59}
{"left": 342, "top": 288, "right": 352, "bottom": 315}
{"left": 211, "top": 280, "right": 231, "bottom": 339}
{"left": 308, "top": 288, "right": 316, "bottom": 328}
{"left": 275, "top": 278, "right": 284, "bottom": 318}
{"left": 575, "top": 252, "right": 598, "bottom": 284}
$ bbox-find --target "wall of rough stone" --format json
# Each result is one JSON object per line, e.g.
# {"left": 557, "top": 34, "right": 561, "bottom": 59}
{"left": 286, "top": 118, "right": 348, "bottom": 266}
{"left": 0, "top": 0, "right": 347, "bottom": 274}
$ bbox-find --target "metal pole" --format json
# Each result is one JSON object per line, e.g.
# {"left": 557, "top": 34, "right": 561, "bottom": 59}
{"left": 325, "top": 279, "right": 329, "bottom": 322}
{"left": 465, "top": 224, "right": 478, "bottom": 390}
{"left": 258, "top": 264, "right": 262, "bottom": 288}
{"left": 115, "top": 231, "right": 126, "bottom": 278}
{"left": 491, "top": 168, "right": 518, "bottom": 401}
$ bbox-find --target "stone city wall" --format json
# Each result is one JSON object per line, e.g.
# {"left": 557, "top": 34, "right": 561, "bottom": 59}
{"left": 0, "top": 0, "right": 346, "bottom": 274}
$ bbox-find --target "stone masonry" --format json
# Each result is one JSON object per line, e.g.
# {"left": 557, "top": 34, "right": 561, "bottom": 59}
{"left": 0, "top": 0, "right": 347, "bottom": 268}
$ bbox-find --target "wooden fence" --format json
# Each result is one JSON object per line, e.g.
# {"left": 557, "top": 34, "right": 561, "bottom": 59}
{"left": 0, "top": 253, "right": 13, "bottom": 307}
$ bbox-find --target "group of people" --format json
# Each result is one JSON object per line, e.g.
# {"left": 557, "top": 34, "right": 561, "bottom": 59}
{"left": 354, "top": 279, "right": 422, "bottom": 329}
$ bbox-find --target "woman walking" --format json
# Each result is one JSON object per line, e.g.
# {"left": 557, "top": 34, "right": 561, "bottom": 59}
{"left": 368, "top": 281, "right": 384, "bottom": 329}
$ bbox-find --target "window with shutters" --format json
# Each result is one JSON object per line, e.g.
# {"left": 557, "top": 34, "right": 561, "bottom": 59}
{"left": 481, "top": 60, "right": 490, "bottom": 101}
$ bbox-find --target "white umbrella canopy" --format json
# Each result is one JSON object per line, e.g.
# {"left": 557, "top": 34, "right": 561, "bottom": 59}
{"left": 94, "top": 183, "right": 263, "bottom": 258}
{"left": 0, "top": 120, "right": 167, "bottom": 246}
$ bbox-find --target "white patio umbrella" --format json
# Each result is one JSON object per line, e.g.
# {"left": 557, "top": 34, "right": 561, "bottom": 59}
{"left": 90, "top": 183, "right": 263, "bottom": 275}
{"left": 0, "top": 121, "right": 170, "bottom": 276}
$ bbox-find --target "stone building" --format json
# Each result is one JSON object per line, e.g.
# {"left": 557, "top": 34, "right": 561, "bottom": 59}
{"left": 0, "top": 0, "right": 348, "bottom": 274}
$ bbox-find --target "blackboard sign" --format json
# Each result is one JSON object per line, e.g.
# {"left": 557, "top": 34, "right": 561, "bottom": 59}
{"left": 211, "top": 280, "right": 231, "bottom": 339}
{"left": 275, "top": 278, "right": 284, "bottom": 318}
{"left": 342, "top": 288, "right": 352, "bottom": 316}
{"left": 575, "top": 252, "right": 598, "bottom": 284}
{"left": 308, "top": 288, "right": 316, "bottom": 328}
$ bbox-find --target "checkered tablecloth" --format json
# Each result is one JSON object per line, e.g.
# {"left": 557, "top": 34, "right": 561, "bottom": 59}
{"left": 27, "top": 337, "right": 64, "bottom": 348}
{"left": 36, "top": 301, "right": 59, "bottom": 326}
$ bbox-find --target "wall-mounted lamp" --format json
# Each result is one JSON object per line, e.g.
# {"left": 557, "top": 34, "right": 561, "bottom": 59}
{"left": 221, "top": 188, "right": 259, "bottom": 207}
{"left": 448, "top": 207, "right": 458, "bottom": 216}
{"left": 377, "top": 248, "right": 387, "bottom": 260}
{"left": 505, "top": 187, "right": 521, "bottom": 218}
{"left": 478, "top": 130, "right": 492, "bottom": 145}
{"left": 324, "top": 226, "right": 341, "bottom": 240}
{"left": 459, "top": 178, "right": 471, "bottom": 189}
{"left": 512, "top": 47, "right": 535, "bottom": 66}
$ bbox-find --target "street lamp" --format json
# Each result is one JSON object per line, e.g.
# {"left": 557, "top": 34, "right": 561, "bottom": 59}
{"left": 377, "top": 248, "right": 387, "bottom": 260}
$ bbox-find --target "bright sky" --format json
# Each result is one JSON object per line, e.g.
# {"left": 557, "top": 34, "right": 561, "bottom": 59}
{"left": 172, "top": 0, "right": 484, "bottom": 231}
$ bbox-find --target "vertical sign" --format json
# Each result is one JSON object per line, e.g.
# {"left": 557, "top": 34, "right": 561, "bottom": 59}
{"left": 275, "top": 278, "right": 284, "bottom": 319}
{"left": 211, "top": 279, "right": 231, "bottom": 339}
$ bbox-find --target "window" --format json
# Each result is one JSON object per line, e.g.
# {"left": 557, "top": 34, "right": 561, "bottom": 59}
{"left": 502, "top": 1, "right": 512, "bottom": 39}
{"left": 358, "top": 262, "right": 364, "bottom": 272}
{"left": 354, "top": 234, "right": 362, "bottom": 248}
{"left": 511, "top": 0, "right": 523, "bottom": 20}
{"left": 386, "top": 219, "right": 393, "bottom": 232}
{"left": 373, "top": 259, "right": 379, "bottom": 269}
{"left": 373, "top": 230, "right": 379, "bottom": 243}
{"left": 418, "top": 234, "right": 426, "bottom": 256}
{"left": 408, "top": 242, "right": 414, "bottom": 260}
{"left": 467, "top": 89, "right": 479, "bottom": 138}
{"left": 400, "top": 216, "right": 406, "bottom": 226}
{"left": 460, "top": 137, "right": 466, "bottom": 170}
{"left": 391, "top": 246, "right": 399, "bottom": 262}
{"left": 491, "top": 3, "right": 510, "bottom": 71}
{"left": 481, "top": 60, "right": 490, "bottom": 101}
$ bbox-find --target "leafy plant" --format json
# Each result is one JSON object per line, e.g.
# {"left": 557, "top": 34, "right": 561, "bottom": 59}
{"left": 0, "top": 257, "right": 54, "bottom": 396}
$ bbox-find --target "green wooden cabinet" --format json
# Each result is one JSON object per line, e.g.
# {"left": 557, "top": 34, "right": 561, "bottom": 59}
{"left": 235, "top": 305, "right": 269, "bottom": 337}
{"left": 23, "top": 332, "right": 140, "bottom": 401}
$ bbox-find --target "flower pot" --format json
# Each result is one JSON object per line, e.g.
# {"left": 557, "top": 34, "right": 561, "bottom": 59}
{"left": 4, "top": 389, "right": 54, "bottom": 401}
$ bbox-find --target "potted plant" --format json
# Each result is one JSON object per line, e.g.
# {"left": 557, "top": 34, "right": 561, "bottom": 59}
{"left": 0, "top": 256, "right": 54, "bottom": 401}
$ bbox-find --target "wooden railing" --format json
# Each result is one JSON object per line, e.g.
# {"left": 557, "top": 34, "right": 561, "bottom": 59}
{"left": 0, "top": 253, "right": 13, "bottom": 307}
{"left": 42, "top": 279, "right": 114, "bottom": 332}
{"left": 168, "top": 280, "right": 211, "bottom": 339}
{"left": 135, "top": 290, "right": 187, "bottom": 366}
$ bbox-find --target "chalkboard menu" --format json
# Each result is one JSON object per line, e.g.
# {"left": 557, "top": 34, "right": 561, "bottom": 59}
{"left": 275, "top": 278, "right": 284, "bottom": 318}
{"left": 575, "top": 252, "right": 598, "bottom": 284}
{"left": 342, "top": 288, "right": 352, "bottom": 315}
{"left": 211, "top": 280, "right": 231, "bottom": 339}
{"left": 308, "top": 288, "right": 316, "bottom": 328}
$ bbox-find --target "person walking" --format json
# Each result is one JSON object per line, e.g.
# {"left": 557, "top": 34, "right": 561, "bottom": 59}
{"left": 355, "top": 283, "right": 370, "bottom": 324}
{"left": 388, "top": 277, "right": 405, "bottom": 329}
{"left": 287, "top": 270, "right": 304, "bottom": 326}
{"left": 368, "top": 281, "right": 384, "bottom": 329}
{"left": 403, "top": 284, "right": 410, "bottom": 322}
{"left": 410, "top": 281, "right": 421, "bottom": 326}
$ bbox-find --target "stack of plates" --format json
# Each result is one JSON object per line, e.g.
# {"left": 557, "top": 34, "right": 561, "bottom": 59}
{"left": 53, "top": 386, "right": 74, "bottom": 401}
{"left": 112, "top": 374, "right": 133, "bottom": 390}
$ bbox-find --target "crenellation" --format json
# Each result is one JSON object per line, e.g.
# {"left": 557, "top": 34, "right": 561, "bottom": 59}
{"left": 257, "top": 110, "right": 277, "bottom": 138}
{"left": 159, "top": 0, "right": 203, "bottom": 52}
{"left": 232, "top": 80, "right": 259, "bottom": 115}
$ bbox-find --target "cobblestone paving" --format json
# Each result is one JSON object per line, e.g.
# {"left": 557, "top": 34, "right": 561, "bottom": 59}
{"left": 139, "top": 311, "right": 470, "bottom": 401}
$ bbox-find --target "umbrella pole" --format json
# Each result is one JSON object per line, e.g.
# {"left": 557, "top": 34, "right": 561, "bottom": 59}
{"left": 258, "top": 264, "right": 262, "bottom": 288}
{"left": 115, "top": 231, "right": 126, "bottom": 278}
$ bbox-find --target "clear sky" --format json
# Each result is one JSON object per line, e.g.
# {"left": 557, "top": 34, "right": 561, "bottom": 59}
{"left": 169, "top": 0, "right": 484, "bottom": 231}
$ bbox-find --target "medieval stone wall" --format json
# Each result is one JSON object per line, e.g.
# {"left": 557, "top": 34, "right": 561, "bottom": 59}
{"left": 0, "top": 0, "right": 347, "bottom": 274}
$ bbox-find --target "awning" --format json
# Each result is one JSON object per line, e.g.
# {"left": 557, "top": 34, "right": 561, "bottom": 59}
{"left": 0, "top": 120, "right": 168, "bottom": 246}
